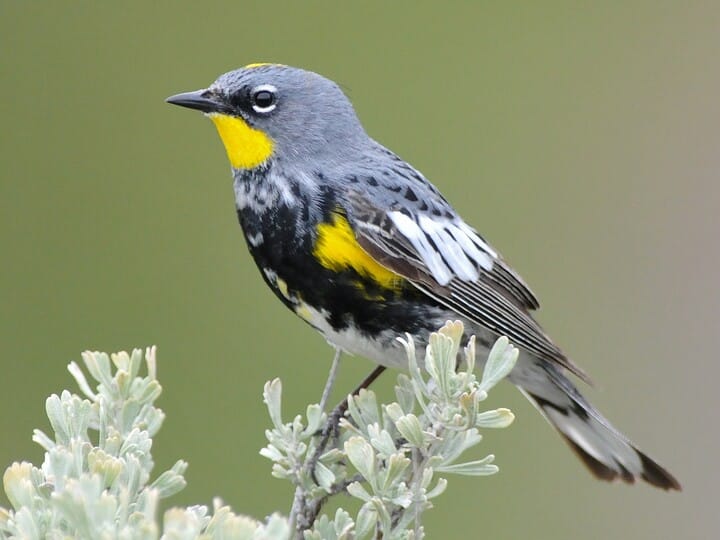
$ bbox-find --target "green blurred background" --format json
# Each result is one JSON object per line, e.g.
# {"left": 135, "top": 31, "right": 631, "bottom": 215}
{"left": 1, "top": 2, "right": 717, "bottom": 538}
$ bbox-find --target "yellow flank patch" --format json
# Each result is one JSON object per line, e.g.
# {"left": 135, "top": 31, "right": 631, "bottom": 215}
{"left": 244, "top": 62, "right": 273, "bottom": 69}
{"left": 295, "top": 301, "right": 315, "bottom": 323}
{"left": 207, "top": 113, "right": 274, "bottom": 169}
{"left": 275, "top": 277, "right": 290, "bottom": 300}
{"left": 314, "top": 212, "right": 402, "bottom": 290}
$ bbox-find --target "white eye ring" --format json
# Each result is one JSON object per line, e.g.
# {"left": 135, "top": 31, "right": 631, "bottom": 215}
{"left": 251, "top": 84, "right": 277, "bottom": 113}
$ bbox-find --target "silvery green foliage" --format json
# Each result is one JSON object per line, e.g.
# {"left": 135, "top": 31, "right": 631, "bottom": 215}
{"left": 0, "top": 322, "right": 516, "bottom": 540}
{"left": 0, "top": 348, "right": 289, "bottom": 540}
{"left": 262, "top": 321, "right": 518, "bottom": 539}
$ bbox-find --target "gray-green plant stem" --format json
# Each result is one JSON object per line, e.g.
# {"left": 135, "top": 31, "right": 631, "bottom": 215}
{"left": 290, "top": 350, "right": 386, "bottom": 537}
{"left": 289, "top": 347, "right": 343, "bottom": 535}
{"left": 282, "top": 324, "right": 518, "bottom": 538}
{"left": 309, "top": 364, "right": 387, "bottom": 477}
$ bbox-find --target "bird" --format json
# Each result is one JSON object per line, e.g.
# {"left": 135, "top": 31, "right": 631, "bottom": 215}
{"left": 166, "top": 63, "right": 680, "bottom": 490}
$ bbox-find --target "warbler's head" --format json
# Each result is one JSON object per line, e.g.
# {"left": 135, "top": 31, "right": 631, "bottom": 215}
{"left": 166, "top": 63, "right": 366, "bottom": 170}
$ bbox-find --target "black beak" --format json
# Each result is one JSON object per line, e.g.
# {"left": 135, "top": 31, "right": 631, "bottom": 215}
{"left": 165, "top": 89, "right": 226, "bottom": 114}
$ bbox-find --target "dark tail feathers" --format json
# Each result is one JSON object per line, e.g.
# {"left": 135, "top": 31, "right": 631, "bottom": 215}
{"left": 513, "top": 361, "right": 681, "bottom": 490}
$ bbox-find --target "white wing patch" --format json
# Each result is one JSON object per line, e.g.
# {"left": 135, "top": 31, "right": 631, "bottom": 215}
{"left": 389, "top": 211, "right": 496, "bottom": 285}
{"left": 389, "top": 211, "right": 453, "bottom": 284}
{"left": 418, "top": 215, "right": 479, "bottom": 281}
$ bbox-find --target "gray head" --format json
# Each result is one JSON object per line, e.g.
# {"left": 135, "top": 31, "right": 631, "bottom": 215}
{"left": 166, "top": 63, "right": 369, "bottom": 170}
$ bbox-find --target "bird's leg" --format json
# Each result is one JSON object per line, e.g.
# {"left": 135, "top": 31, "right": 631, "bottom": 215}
{"left": 319, "top": 347, "right": 342, "bottom": 413}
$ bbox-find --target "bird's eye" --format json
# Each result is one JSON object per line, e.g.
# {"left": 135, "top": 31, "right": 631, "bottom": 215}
{"left": 251, "top": 85, "right": 277, "bottom": 113}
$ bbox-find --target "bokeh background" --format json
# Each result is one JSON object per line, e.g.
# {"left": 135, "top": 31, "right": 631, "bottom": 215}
{"left": 2, "top": 2, "right": 718, "bottom": 538}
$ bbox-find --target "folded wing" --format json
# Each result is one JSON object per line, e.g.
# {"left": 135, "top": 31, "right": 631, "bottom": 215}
{"left": 345, "top": 191, "right": 590, "bottom": 383}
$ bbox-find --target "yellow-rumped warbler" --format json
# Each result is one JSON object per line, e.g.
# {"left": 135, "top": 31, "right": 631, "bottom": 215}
{"left": 167, "top": 63, "right": 679, "bottom": 490}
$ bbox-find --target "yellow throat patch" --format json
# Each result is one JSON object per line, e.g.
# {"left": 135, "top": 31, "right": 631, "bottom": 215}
{"left": 314, "top": 212, "right": 402, "bottom": 291}
{"left": 207, "top": 113, "right": 274, "bottom": 170}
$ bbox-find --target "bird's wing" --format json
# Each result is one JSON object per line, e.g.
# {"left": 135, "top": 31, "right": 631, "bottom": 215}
{"left": 345, "top": 190, "right": 591, "bottom": 383}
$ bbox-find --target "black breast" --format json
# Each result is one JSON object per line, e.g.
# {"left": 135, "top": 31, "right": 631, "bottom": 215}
{"left": 235, "top": 202, "right": 433, "bottom": 337}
